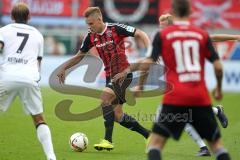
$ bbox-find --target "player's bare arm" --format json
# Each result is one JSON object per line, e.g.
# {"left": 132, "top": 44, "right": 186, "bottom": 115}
{"left": 57, "top": 51, "right": 86, "bottom": 84}
{"left": 206, "top": 35, "right": 224, "bottom": 101}
{"left": 112, "top": 29, "right": 151, "bottom": 82}
{"left": 130, "top": 29, "right": 152, "bottom": 71}
{"left": 212, "top": 59, "right": 223, "bottom": 100}
{"left": 133, "top": 31, "right": 162, "bottom": 96}
{"left": 134, "top": 29, "right": 151, "bottom": 50}
{"left": 133, "top": 58, "right": 154, "bottom": 97}
{"left": 114, "top": 29, "right": 159, "bottom": 96}
{"left": 159, "top": 13, "right": 240, "bottom": 42}
{"left": 210, "top": 34, "right": 240, "bottom": 42}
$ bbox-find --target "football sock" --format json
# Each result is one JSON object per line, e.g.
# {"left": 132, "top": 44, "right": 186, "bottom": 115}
{"left": 147, "top": 147, "right": 161, "bottom": 160}
{"left": 102, "top": 105, "right": 115, "bottom": 143}
{"left": 184, "top": 123, "right": 206, "bottom": 148}
{"left": 215, "top": 148, "right": 231, "bottom": 160}
{"left": 36, "top": 123, "right": 56, "bottom": 160}
{"left": 119, "top": 113, "right": 150, "bottom": 139}
{"left": 213, "top": 107, "right": 219, "bottom": 115}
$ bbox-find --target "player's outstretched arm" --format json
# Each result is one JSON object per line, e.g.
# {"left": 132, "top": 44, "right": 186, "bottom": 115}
{"left": 112, "top": 29, "right": 152, "bottom": 83}
{"left": 206, "top": 36, "right": 223, "bottom": 100}
{"left": 112, "top": 58, "right": 152, "bottom": 96}
{"left": 134, "top": 29, "right": 152, "bottom": 56}
{"left": 112, "top": 57, "right": 153, "bottom": 85}
{"left": 57, "top": 51, "right": 86, "bottom": 84}
{"left": 134, "top": 31, "right": 161, "bottom": 96}
{"left": 212, "top": 59, "right": 223, "bottom": 100}
{"left": 129, "top": 29, "right": 152, "bottom": 72}
{"left": 131, "top": 58, "right": 153, "bottom": 97}
{"left": 210, "top": 34, "right": 240, "bottom": 42}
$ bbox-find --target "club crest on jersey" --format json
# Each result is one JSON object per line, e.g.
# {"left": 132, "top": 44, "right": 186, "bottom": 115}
{"left": 106, "top": 30, "right": 112, "bottom": 37}
{"left": 94, "top": 38, "right": 98, "bottom": 42}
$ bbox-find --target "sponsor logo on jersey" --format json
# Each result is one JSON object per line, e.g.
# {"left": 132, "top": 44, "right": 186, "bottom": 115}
{"left": 126, "top": 26, "right": 135, "bottom": 33}
{"left": 8, "top": 57, "right": 28, "bottom": 64}
{"left": 106, "top": 30, "right": 112, "bottom": 37}
{"left": 96, "top": 40, "right": 114, "bottom": 48}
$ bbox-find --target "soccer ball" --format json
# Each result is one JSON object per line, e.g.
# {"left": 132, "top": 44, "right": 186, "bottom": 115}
{"left": 69, "top": 132, "right": 88, "bottom": 152}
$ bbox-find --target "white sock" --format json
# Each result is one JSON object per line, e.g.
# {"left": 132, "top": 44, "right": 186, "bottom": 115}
{"left": 37, "top": 124, "right": 56, "bottom": 160}
{"left": 185, "top": 123, "right": 206, "bottom": 148}
{"left": 212, "top": 107, "right": 219, "bottom": 115}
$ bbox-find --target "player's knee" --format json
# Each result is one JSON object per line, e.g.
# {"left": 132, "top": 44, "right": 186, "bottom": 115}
{"left": 100, "top": 98, "right": 112, "bottom": 107}
{"left": 114, "top": 110, "right": 123, "bottom": 122}
{"left": 148, "top": 133, "right": 167, "bottom": 150}
{"left": 100, "top": 89, "right": 115, "bottom": 107}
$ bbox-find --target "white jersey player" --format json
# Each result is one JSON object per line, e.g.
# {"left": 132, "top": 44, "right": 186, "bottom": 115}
{"left": 0, "top": 3, "right": 56, "bottom": 160}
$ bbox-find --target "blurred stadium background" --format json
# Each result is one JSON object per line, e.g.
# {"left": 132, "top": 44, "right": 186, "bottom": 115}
{"left": 1, "top": 0, "right": 240, "bottom": 90}
{"left": 0, "top": 0, "right": 239, "bottom": 160}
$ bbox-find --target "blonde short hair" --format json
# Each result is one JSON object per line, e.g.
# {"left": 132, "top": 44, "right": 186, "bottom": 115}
{"left": 84, "top": 7, "right": 102, "bottom": 18}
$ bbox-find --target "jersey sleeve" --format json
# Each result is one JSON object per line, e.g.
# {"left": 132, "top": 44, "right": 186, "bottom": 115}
{"left": 38, "top": 34, "right": 44, "bottom": 60}
{"left": 80, "top": 33, "right": 93, "bottom": 53}
{"left": 115, "top": 23, "right": 136, "bottom": 37}
{"left": 205, "top": 36, "right": 219, "bottom": 63}
{"left": 149, "top": 32, "right": 162, "bottom": 62}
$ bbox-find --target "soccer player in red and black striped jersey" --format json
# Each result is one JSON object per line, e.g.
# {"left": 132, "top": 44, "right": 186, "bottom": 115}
{"left": 57, "top": 7, "right": 151, "bottom": 151}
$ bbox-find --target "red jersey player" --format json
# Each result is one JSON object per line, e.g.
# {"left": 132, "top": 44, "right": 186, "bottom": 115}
{"left": 118, "top": 0, "right": 231, "bottom": 160}
{"left": 157, "top": 12, "right": 237, "bottom": 156}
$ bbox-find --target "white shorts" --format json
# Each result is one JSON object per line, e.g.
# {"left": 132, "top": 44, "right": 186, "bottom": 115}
{"left": 0, "top": 81, "right": 43, "bottom": 115}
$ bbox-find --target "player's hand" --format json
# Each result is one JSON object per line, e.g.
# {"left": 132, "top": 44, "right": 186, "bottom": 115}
{"left": 133, "top": 85, "right": 144, "bottom": 97}
{"left": 57, "top": 69, "right": 66, "bottom": 84}
{"left": 212, "top": 86, "right": 223, "bottom": 101}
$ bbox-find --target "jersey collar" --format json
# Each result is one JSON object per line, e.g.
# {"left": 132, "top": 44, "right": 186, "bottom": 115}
{"left": 97, "top": 23, "right": 108, "bottom": 35}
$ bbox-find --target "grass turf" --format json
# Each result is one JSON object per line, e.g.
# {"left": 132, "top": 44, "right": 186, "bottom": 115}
{"left": 0, "top": 88, "right": 239, "bottom": 160}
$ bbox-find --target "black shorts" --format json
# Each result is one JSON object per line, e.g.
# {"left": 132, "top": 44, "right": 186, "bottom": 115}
{"left": 152, "top": 104, "right": 221, "bottom": 142}
{"left": 105, "top": 73, "right": 133, "bottom": 105}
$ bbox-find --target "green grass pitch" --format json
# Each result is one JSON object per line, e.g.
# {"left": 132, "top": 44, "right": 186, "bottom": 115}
{"left": 0, "top": 88, "right": 239, "bottom": 160}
